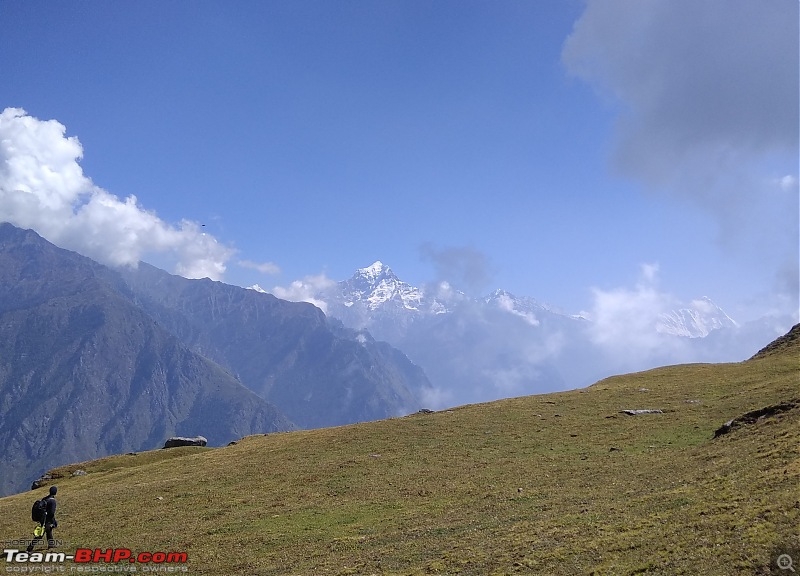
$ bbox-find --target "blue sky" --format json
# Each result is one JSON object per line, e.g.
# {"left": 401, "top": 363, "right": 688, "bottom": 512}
{"left": 1, "top": 0, "right": 797, "bottom": 324}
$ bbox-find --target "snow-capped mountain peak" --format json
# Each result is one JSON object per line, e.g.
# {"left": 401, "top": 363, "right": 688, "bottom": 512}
{"left": 489, "top": 290, "right": 540, "bottom": 326}
{"left": 317, "top": 264, "right": 739, "bottom": 342}
{"left": 357, "top": 260, "right": 392, "bottom": 281}
{"left": 343, "top": 261, "right": 422, "bottom": 310}
{"left": 657, "top": 296, "right": 738, "bottom": 338}
{"left": 485, "top": 289, "right": 550, "bottom": 311}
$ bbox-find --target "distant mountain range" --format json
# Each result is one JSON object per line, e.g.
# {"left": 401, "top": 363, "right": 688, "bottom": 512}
{"left": 656, "top": 296, "right": 737, "bottom": 338}
{"left": 0, "top": 226, "right": 427, "bottom": 495}
{"left": 308, "top": 261, "right": 739, "bottom": 338}
{"left": 2, "top": 224, "right": 789, "bottom": 497}
{"left": 272, "top": 261, "right": 791, "bottom": 409}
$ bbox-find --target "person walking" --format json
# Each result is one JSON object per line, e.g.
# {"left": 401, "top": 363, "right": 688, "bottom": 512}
{"left": 27, "top": 486, "right": 58, "bottom": 551}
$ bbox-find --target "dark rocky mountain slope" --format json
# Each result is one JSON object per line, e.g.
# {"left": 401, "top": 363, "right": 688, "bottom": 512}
{"left": 119, "top": 262, "right": 425, "bottom": 429}
{"left": 0, "top": 224, "right": 427, "bottom": 495}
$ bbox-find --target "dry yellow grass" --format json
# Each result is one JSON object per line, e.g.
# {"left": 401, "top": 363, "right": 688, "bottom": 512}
{"left": 1, "top": 340, "right": 797, "bottom": 575}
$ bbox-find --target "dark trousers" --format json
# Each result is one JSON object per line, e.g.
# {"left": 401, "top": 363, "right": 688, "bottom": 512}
{"left": 26, "top": 523, "right": 55, "bottom": 551}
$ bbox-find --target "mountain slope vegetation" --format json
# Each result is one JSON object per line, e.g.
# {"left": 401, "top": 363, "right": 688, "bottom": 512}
{"left": 1, "top": 325, "right": 797, "bottom": 575}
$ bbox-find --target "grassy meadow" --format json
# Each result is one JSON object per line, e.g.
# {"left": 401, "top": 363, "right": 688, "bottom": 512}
{"left": 0, "top": 334, "right": 797, "bottom": 575}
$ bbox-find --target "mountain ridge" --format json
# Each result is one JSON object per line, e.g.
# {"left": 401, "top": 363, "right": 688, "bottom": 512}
{"left": 295, "top": 260, "right": 792, "bottom": 408}
{"left": 331, "top": 261, "right": 738, "bottom": 336}
{"left": 120, "top": 262, "right": 426, "bottom": 429}
{"left": 0, "top": 223, "right": 296, "bottom": 496}
{"left": 0, "top": 225, "right": 428, "bottom": 495}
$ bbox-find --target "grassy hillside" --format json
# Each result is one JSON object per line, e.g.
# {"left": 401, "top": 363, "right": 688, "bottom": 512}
{"left": 1, "top": 329, "right": 798, "bottom": 575}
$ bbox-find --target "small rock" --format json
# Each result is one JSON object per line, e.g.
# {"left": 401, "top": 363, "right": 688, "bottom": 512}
{"left": 31, "top": 474, "right": 53, "bottom": 490}
{"left": 609, "top": 447, "right": 622, "bottom": 452}
{"left": 713, "top": 419, "right": 734, "bottom": 438}
{"left": 621, "top": 409, "right": 663, "bottom": 416}
{"left": 71, "top": 470, "right": 87, "bottom": 477}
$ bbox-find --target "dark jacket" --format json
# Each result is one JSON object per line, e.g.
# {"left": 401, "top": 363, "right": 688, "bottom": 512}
{"left": 43, "top": 496, "right": 57, "bottom": 526}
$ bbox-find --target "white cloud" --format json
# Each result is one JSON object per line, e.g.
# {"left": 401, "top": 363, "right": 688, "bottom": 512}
{"left": 0, "top": 108, "right": 233, "bottom": 280}
{"left": 778, "top": 175, "right": 798, "bottom": 192}
{"left": 270, "top": 273, "right": 336, "bottom": 313}
{"left": 495, "top": 293, "right": 539, "bottom": 326}
{"left": 585, "top": 263, "right": 685, "bottom": 360}
{"left": 238, "top": 259, "right": 281, "bottom": 275}
{"left": 417, "top": 386, "right": 455, "bottom": 411}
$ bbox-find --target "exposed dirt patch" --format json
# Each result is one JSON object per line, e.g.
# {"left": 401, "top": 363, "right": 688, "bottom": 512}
{"left": 713, "top": 399, "right": 800, "bottom": 438}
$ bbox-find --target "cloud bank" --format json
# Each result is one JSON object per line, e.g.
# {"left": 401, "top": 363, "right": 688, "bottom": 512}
{"left": 563, "top": 0, "right": 799, "bottom": 315}
{"left": 0, "top": 108, "right": 233, "bottom": 280}
{"left": 584, "top": 263, "right": 685, "bottom": 363}
{"left": 563, "top": 0, "right": 798, "bottom": 193}
{"left": 270, "top": 273, "right": 336, "bottom": 313}
{"left": 420, "top": 243, "right": 495, "bottom": 295}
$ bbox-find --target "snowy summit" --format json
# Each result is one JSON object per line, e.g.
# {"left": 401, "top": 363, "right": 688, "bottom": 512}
{"left": 344, "top": 261, "right": 424, "bottom": 311}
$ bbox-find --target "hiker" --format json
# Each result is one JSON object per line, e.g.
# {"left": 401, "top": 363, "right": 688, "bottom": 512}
{"left": 27, "top": 486, "right": 58, "bottom": 551}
